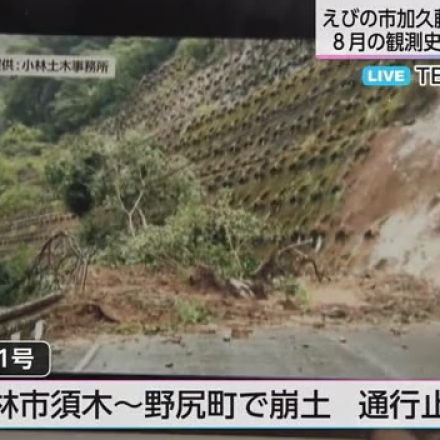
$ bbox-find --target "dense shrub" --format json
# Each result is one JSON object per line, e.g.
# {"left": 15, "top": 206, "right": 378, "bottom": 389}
{"left": 45, "top": 133, "right": 108, "bottom": 216}
{"left": 47, "top": 134, "right": 201, "bottom": 233}
{"left": 0, "top": 247, "right": 33, "bottom": 306}
{"left": 108, "top": 193, "right": 266, "bottom": 279}
{"left": 0, "top": 123, "right": 47, "bottom": 157}
{"left": 0, "top": 154, "right": 49, "bottom": 218}
{"left": 2, "top": 37, "right": 178, "bottom": 138}
{"left": 47, "top": 133, "right": 266, "bottom": 279}
{"left": 0, "top": 184, "right": 48, "bottom": 218}
{"left": 176, "top": 39, "right": 217, "bottom": 63}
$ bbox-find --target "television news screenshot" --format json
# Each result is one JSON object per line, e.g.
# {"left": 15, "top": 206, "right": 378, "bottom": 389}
{"left": 0, "top": 0, "right": 439, "bottom": 439}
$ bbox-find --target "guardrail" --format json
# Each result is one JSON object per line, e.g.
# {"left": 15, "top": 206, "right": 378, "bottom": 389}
{"left": 0, "top": 293, "right": 64, "bottom": 340}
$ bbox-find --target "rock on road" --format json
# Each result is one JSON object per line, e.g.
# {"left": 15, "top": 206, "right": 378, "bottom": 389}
{"left": 52, "top": 323, "right": 440, "bottom": 377}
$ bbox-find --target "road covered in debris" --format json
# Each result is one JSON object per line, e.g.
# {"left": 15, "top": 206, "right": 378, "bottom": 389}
{"left": 47, "top": 265, "right": 440, "bottom": 377}
{"left": 52, "top": 323, "right": 440, "bottom": 378}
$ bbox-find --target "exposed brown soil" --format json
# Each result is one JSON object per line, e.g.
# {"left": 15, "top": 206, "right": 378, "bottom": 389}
{"left": 322, "top": 93, "right": 440, "bottom": 283}
{"left": 311, "top": 272, "right": 440, "bottom": 326}
{"left": 46, "top": 265, "right": 440, "bottom": 341}
{"left": 46, "top": 265, "right": 293, "bottom": 340}
{"left": 342, "top": 128, "right": 409, "bottom": 232}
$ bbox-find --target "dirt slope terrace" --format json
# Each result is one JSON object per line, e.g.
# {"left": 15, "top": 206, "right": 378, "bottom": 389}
{"left": 95, "top": 39, "right": 437, "bottom": 284}
{"left": 3, "top": 39, "right": 438, "bottom": 289}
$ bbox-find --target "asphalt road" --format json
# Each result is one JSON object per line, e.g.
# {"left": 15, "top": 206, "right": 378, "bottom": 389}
{"left": 52, "top": 323, "right": 440, "bottom": 377}
{"left": 3, "top": 325, "right": 439, "bottom": 439}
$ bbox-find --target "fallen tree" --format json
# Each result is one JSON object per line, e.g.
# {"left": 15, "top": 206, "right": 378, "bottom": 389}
{"left": 189, "top": 240, "right": 326, "bottom": 300}
{"left": 253, "top": 240, "right": 325, "bottom": 283}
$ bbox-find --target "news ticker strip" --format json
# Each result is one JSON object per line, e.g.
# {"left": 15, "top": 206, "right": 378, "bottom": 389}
{"left": 0, "top": 380, "right": 437, "bottom": 428}
{"left": 0, "top": 342, "right": 50, "bottom": 378}
{"left": 316, "top": 0, "right": 440, "bottom": 59}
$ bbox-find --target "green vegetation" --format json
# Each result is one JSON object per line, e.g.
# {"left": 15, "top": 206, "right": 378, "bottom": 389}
{"left": 0, "top": 124, "right": 51, "bottom": 217}
{"left": 175, "top": 39, "right": 219, "bottom": 64}
{"left": 0, "top": 36, "right": 249, "bottom": 307}
{"left": 274, "top": 275, "right": 309, "bottom": 305}
{"left": 0, "top": 183, "right": 48, "bottom": 218}
{"left": 0, "top": 246, "right": 34, "bottom": 306}
{"left": 47, "top": 133, "right": 266, "bottom": 279}
{"left": 0, "top": 150, "right": 49, "bottom": 218}
{"left": 0, "top": 35, "right": 180, "bottom": 220}
{"left": 2, "top": 37, "right": 178, "bottom": 139}
{"left": 121, "top": 192, "right": 266, "bottom": 278}
{"left": 0, "top": 123, "right": 47, "bottom": 157}
{"left": 0, "top": 36, "right": 429, "bottom": 309}
{"left": 175, "top": 299, "right": 211, "bottom": 326}
{"left": 47, "top": 133, "right": 200, "bottom": 229}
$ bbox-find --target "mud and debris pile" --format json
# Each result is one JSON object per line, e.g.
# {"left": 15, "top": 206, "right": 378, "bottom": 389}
{"left": 47, "top": 264, "right": 440, "bottom": 341}
{"left": 38, "top": 41, "right": 440, "bottom": 339}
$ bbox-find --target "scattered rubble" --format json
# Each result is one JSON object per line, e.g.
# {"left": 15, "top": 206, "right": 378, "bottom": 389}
{"left": 46, "top": 264, "right": 440, "bottom": 341}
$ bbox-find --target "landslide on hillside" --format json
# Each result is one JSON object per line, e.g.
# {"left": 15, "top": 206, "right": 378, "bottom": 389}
{"left": 95, "top": 40, "right": 435, "bottom": 280}
{"left": 47, "top": 40, "right": 440, "bottom": 338}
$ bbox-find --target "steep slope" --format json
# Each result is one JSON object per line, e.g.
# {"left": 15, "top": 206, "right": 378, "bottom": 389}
{"left": 98, "top": 40, "right": 434, "bottom": 278}
{"left": 2, "top": 38, "right": 437, "bottom": 289}
{"left": 334, "top": 93, "right": 440, "bottom": 285}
